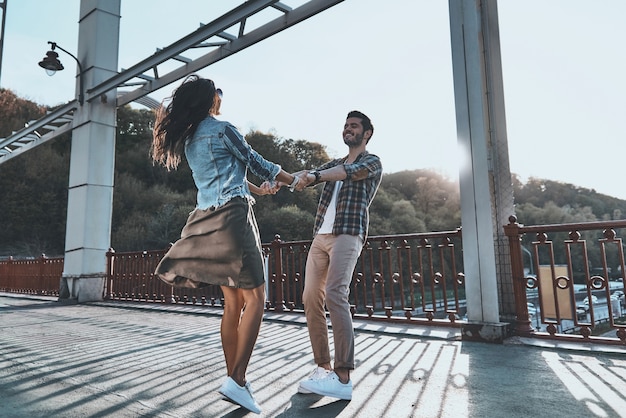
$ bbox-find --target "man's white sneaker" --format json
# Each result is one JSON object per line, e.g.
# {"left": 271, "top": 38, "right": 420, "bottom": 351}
{"left": 218, "top": 377, "right": 262, "bottom": 414}
{"left": 298, "top": 371, "right": 352, "bottom": 400}
{"left": 298, "top": 366, "right": 332, "bottom": 394}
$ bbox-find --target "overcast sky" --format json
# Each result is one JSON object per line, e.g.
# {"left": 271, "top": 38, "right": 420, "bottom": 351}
{"left": 3, "top": 1, "right": 626, "bottom": 200}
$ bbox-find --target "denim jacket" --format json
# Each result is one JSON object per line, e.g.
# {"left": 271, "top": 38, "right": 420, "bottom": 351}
{"left": 184, "top": 116, "right": 281, "bottom": 210}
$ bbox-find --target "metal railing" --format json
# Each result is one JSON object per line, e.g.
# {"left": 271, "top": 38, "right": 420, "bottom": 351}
{"left": 505, "top": 215, "right": 626, "bottom": 345}
{"left": 0, "top": 254, "right": 62, "bottom": 296}
{"left": 104, "top": 247, "right": 224, "bottom": 306}
{"left": 0, "top": 230, "right": 466, "bottom": 326}
{"left": 3, "top": 217, "right": 626, "bottom": 345}
{"left": 103, "top": 229, "right": 466, "bottom": 327}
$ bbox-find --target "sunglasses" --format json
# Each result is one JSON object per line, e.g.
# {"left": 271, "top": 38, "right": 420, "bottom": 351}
{"left": 216, "top": 88, "right": 223, "bottom": 98}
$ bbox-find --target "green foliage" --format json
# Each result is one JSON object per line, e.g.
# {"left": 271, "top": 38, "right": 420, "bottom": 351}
{"left": 257, "top": 205, "right": 316, "bottom": 241}
{"left": 513, "top": 175, "right": 626, "bottom": 222}
{"left": 3, "top": 91, "right": 626, "bottom": 258}
{"left": 0, "top": 137, "right": 70, "bottom": 256}
{"left": 388, "top": 200, "right": 427, "bottom": 234}
{"left": 0, "top": 89, "right": 47, "bottom": 136}
{"left": 381, "top": 170, "right": 461, "bottom": 232}
{"left": 110, "top": 173, "right": 196, "bottom": 251}
{"left": 512, "top": 179, "right": 626, "bottom": 277}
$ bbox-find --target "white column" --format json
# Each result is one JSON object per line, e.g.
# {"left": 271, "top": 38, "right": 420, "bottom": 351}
{"left": 449, "top": 0, "right": 514, "bottom": 332}
{"left": 60, "top": 0, "right": 121, "bottom": 303}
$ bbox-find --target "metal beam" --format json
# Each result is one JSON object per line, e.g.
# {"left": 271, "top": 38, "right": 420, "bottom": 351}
{"left": 0, "top": 101, "right": 77, "bottom": 163}
{"left": 113, "top": 0, "right": 344, "bottom": 106}
{"left": 88, "top": 0, "right": 280, "bottom": 100}
{"left": 0, "top": 0, "right": 344, "bottom": 165}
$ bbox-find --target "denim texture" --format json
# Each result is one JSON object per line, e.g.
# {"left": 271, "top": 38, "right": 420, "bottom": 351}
{"left": 185, "top": 116, "right": 281, "bottom": 210}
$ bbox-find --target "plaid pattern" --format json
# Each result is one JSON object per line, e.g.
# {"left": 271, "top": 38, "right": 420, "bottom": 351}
{"left": 313, "top": 151, "right": 382, "bottom": 239}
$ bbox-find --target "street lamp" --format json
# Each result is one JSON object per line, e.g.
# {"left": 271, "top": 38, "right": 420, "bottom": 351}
{"left": 38, "top": 41, "right": 84, "bottom": 105}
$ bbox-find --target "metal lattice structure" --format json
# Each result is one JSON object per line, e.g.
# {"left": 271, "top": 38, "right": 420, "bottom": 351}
{"left": 0, "top": 0, "right": 515, "bottom": 332}
{"left": 0, "top": 0, "right": 344, "bottom": 164}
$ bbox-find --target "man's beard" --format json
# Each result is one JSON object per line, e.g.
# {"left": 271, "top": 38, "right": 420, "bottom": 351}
{"left": 343, "top": 132, "right": 364, "bottom": 147}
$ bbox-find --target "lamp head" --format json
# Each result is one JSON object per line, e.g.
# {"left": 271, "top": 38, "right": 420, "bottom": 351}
{"left": 38, "top": 50, "right": 64, "bottom": 76}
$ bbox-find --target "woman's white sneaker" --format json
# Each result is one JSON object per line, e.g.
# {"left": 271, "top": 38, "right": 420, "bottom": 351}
{"left": 218, "top": 377, "right": 262, "bottom": 414}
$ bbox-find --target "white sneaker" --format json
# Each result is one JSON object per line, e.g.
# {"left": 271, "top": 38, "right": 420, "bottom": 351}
{"left": 298, "top": 371, "right": 352, "bottom": 400}
{"left": 298, "top": 366, "right": 332, "bottom": 394}
{"left": 218, "top": 377, "right": 262, "bottom": 414}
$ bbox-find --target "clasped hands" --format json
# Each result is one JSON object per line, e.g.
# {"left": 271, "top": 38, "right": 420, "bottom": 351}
{"left": 259, "top": 170, "right": 314, "bottom": 194}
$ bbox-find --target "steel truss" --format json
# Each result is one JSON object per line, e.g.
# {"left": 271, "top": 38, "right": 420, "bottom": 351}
{"left": 0, "top": 0, "right": 344, "bottom": 164}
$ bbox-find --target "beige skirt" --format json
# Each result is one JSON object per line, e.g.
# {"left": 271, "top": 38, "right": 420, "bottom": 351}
{"left": 155, "top": 197, "right": 265, "bottom": 289}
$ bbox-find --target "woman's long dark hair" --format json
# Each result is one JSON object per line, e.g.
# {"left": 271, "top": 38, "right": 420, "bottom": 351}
{"left": 152, "top": 75, "right": 217, "bottom": 170}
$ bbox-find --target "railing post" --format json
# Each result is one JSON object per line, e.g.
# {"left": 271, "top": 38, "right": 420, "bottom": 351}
{"left": 504, "top": 215, "right": 534, "bottom": 335}
{"left": 39, "top": 253, "right": 47, "bottom": 295}
{"left": 271, "top": 235, "right": 285, "bottom": 312}
{"left": 7, "top": 256, "right": 15, "bottom": 290}
{"left": 105, "top": 248, "right": 115, "bottom": 300}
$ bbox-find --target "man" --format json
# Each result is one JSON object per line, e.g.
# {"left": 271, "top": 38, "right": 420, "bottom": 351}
{"left": 295, "top": 110, "right": 383, "bottom": 400}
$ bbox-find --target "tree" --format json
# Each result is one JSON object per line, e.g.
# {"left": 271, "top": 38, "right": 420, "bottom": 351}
{"left": 0, "top": 89, "right": 69, "bottom": 256}
{"left": 3, "top": 91, "right": 626, "bottom": 257}
{"left": 0, "top": 89, "right": 47, "bottom": 136}
{"left": 258, "top": 205, "right": 316, "bottom": 241}
{"left": 0, "top": 140, "right": 70, "bottom": 256}
{"left": 388, "top": 200, "right": 427, "bottom": 234}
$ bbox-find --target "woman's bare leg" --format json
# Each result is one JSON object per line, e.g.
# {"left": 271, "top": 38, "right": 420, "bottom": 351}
{"left": 220, "top": 284, "right": 265, "bottom": 385}
{"left": 220, "top": 286, "right": 245, "bottom": 377}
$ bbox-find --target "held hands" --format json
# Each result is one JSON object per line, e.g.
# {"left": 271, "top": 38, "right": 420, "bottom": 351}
{"left": 292, "top": 171, "right": 312, "bottom": 192}
{"left": 262, "top": 170, "right": 315, "bottom": 193}
{"left": 300, "top": 170, "right": 316, "bottom": 189}
{"left": 258, "top": 181, "right": 281, "bottom": 195}
{"left": 289, "top": 171, "right": 315, "bottom": 192}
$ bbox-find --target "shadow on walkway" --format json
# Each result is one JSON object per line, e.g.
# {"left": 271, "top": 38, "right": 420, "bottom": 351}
{"left": 1, "top": 294, "right": 625, "bottom": 417}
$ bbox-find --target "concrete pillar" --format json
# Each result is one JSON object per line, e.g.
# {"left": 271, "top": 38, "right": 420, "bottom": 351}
{"left": 449, "top": 0, "right": 515, "bottom": 342}
{"left": 59, "top": 0, "right": 120, "bottom": 303}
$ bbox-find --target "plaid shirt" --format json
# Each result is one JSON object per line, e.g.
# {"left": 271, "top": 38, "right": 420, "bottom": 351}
{"left": 312, "top": 151, "right": 382, "bottom": 239}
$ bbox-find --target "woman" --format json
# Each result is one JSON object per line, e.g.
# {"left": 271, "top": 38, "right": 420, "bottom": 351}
{"left": 151, "top": 74, "right": 299, "bottom": 414}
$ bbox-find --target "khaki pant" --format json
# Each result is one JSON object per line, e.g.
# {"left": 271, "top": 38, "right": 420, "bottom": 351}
{"left": 303, "top": 234, "right": 363, "bottom": 370}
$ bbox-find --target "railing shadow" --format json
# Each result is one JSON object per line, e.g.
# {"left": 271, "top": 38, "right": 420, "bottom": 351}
{"left": 2, "top": 295, "right": 626, "bottom": 417}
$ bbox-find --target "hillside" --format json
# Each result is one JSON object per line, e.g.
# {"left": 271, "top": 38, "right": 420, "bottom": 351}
{"left": 2, "top": 88, "right": 625, "bottom": 256}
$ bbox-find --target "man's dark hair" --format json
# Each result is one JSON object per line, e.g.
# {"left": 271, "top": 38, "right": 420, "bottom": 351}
{"left": 347, "top": 110, "right": 374, "bottom": 138}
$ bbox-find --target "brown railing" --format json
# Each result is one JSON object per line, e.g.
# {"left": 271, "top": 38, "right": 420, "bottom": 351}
{"left": 3, "top": 216, "right": 626, "bottom": 345}
{"left": 0, "top": 254, "right": 62, "bottom": 296}
{"left": 104, "top": 247, "right": 224, "bottom": 306}
{"left": 505, "top": 215, "right": 626, "bottom": 345}
{"left": 104, "top": 229, "right": 466, "bottom": 327}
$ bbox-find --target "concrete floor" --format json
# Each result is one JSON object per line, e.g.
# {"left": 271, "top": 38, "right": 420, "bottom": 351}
{"left": 1, "top": 293, "right": 625, "bottom": 418}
